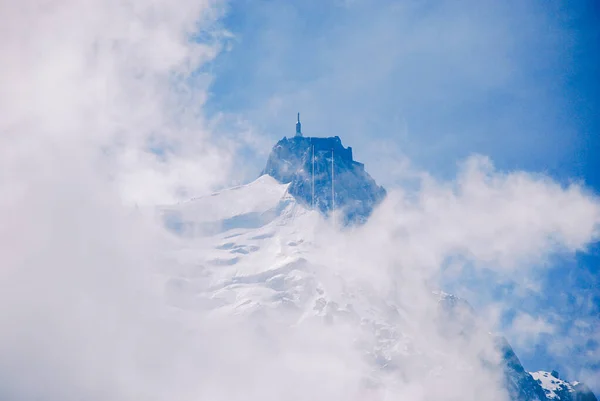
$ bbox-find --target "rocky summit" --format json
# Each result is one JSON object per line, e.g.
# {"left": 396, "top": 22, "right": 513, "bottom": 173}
{"left": 262, "top": 135, "right": 386, "bottom": 224}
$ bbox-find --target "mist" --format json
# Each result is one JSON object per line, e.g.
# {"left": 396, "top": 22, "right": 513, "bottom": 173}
{"left": 0, "top": 0, "right": 598, "bottom": 400}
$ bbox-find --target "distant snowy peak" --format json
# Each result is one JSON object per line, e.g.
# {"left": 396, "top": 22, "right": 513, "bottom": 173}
{"left": 262, "top": 135, "right": 386, "bottom": 224}
{"left": 530, "top": 371, "right": 597, "bottom": 401}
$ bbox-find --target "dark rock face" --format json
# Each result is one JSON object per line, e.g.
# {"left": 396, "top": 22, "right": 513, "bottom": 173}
{"left": 262, "top": 135, "right": 386, "bottom": 224}
{"left": 495, "top": 337, "right": 550, "bottom": 401}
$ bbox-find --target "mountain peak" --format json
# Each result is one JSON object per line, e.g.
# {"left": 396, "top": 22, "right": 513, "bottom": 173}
{"left": 262, "top": 134, "right": 386, "bottom": 224}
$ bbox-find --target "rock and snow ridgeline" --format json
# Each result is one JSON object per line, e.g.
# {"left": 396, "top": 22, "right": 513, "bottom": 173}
{"left": 530, "top": 371, "right": 597, "bottom": 401}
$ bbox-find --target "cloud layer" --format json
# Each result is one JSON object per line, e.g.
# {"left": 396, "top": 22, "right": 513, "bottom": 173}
{"left": 0, "top": 0, "right": 599, "bottom": 400}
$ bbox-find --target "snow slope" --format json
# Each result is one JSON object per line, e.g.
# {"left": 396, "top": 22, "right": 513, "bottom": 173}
{"left": 158, "top": 175, "right": 321, "bottom": 316}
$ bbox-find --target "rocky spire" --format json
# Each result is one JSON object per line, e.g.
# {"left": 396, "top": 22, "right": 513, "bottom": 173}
{"left": 262, "top": 134, "right": 386, "bottom": 224}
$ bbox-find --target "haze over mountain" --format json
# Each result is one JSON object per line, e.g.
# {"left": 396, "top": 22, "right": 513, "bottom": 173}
{"left": 159, "top": 127, "right": 598, "bottom": 401}
{"left": 1, "top": 1, "right": 599, "bottom": 400}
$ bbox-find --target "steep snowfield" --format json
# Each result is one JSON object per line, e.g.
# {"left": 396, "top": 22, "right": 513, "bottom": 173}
{"left": 178, "top": 175, "right": 292, "bottom": 222}
{"left": 159, "top": 175, "right": 406, "bottom": 326}
{"left": 158, "top": 175, "right": 322, "bottom": 316}
{"left": 158, "top": 175, "right": 403, "bottom": 333}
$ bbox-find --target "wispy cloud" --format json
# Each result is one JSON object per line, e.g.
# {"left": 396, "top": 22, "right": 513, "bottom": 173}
{"left": 0, "top": 0, "right": 599, "bottom": 399}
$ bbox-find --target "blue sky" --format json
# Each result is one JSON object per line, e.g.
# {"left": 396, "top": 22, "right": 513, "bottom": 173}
{"left": 206, "top": 0, "right": 599, "bottom": 187}
{"left": 202, "top": 0, "right": 600, "bottom": 390}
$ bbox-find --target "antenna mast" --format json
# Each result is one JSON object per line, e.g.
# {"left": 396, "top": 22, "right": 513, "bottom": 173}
{"left": 312, "top": 144, "right": 315, "bottom": 209}
{"left": 331, "top": 148, "right": 335, "bottom": 216}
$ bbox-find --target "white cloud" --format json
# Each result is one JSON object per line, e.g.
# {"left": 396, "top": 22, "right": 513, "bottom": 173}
{"left": 0, "top": 0, "right": 233, "bottom": 206}
{"left": 0, "top": 0, "right": 599, "bottom": 400}
{"left": 362, "top": 155, "right": 600, "bottom": 277}
{"left": 509, "top": 313, "right": 556, "bottom": 349}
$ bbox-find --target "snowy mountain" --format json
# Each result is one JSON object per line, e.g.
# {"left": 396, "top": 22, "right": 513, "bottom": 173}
{"left": 158, "top": 163, "right": 596, "bottom": 400}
